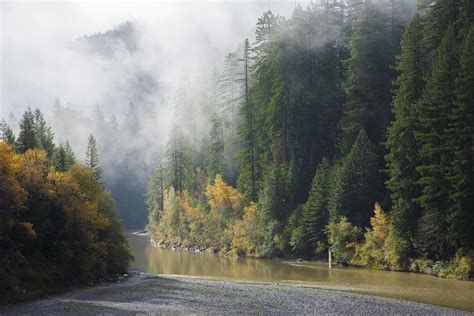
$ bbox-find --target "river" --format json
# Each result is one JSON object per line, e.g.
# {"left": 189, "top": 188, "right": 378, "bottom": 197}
{"left": 127, "top": 232, "right": 474, "bottom": 311}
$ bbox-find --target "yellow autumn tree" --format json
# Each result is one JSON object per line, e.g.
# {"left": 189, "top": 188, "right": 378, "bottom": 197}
{"left": 48, "top": 166, "right": 111, "bottom": 280}
{"left": 1, "top": 122, "right": 130, "bottom": 304}
{"left": 351, "top": 202, "right": 391, "bottom": 269}
{"left": 17, "top": 148, "right": 50, "bottom": 196}
{"left": 151, "top": 187, "right": 182, "bottom": 245}
{"left": 206, "top": 174, "right": 242, "bottom": 220}
{"left": 0, "top": 143, "right": 34, "bottom": 299}
{"left": 205, "top": 175, "right": 243, "bottom": 251}
{"left": 0, "top": 142, "right": 29, "bottom": 236}
{"left": 231, "top": 203, "right": 263, "bottom": 257}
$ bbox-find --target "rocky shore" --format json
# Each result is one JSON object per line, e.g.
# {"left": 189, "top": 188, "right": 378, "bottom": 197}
{"left": 1, "top": 272, "right": 469, "bottom": 315}
{"left": 151, "top": 238, "right": 229, "bottom": 256}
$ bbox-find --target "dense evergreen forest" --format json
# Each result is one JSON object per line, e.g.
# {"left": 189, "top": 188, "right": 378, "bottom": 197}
{"left": 0, "top": 109, "right": 131, "bottom": 304}
{"left": 147, "top": 0, "right": 473, "bottom": 280}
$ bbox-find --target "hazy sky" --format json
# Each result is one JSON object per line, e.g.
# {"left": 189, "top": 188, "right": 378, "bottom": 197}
{"left": 0, "top": 0, "right": 311, "bottom": 120}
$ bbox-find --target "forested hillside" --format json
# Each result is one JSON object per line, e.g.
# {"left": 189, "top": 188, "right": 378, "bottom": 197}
{"left": 0, "top": 109, "right": 131, "bottom": 304}
{"left": 48, "top": 99, "right": 161, "bottom": 228}
{"left": 147, "top": 0, "right": 473, "bottom": 280}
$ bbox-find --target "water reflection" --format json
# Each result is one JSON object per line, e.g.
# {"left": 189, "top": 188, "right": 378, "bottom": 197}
{"left": 127, "top": 233, "right": 474, "bottom": 311}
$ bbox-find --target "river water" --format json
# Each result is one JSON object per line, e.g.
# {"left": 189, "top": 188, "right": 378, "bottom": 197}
{"left": 127, "top": 232, "right": 474, "bottom": 311}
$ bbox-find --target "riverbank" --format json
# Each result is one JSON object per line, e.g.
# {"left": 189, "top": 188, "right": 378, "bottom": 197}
{"left": 150, "top": 235, "right": 472, "bottom": 281}
{"left": 1, "top": 272, "right": 469, "bottom": 315}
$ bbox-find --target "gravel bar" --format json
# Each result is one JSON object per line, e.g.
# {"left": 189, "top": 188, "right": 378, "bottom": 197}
{"left": 1, "top": 273, "right": 470, "bottom": 315}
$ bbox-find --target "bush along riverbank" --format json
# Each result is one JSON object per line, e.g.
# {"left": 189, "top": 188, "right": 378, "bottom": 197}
{"left": 147, "top": 175, "right": 472, "bottom": 281}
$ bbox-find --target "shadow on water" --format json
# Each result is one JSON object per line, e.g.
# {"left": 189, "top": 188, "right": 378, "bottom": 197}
{"left": 127, "top": 232, "right": 474, "bottom": 311}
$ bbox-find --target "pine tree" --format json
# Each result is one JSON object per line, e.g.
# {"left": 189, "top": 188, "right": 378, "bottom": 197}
{"left": 0, "top": 119, "right": 7, "bottom": 140}
{"left": 338, "top": 3, "right": 398, "bottom": 157}
{"left": 291, "top": 158, "right": 331, "bottom": 255}
{"left": 447, "top": 25, "right": 474, "bottom": 251}
{"left": 0, "top": 119, "right": 15, "bottom": 146}
{"left": 252, "top": 11, "right": 283, "bottom": 67}
{"left": 414, "top": 25, "right": 459, "bottom": 259}
{"left": 217, "top": 50, "right": 242, "bottom": 185}
{"left": 85, "top": 134, "right": 103, "bottom": 183}
{"left": 385, "top": 14, "right": 426, "bottom": 262}
{"left": 207, "top": 113, "right": 225, "bottom": 182}
{"left": 237, "top": 39, "right": 259, "bottom": 202}
{"left": 165, "top": 126, "right": 193, "bottom": 192}
{"left": 258, "top": 161, "right": 295, "bottom": 256}
{"left": 419, "top": 0, "right": 460, "bottom": 53}
{"left": 52, "top": 141, "right": 75, "bottom": 172}
{"left": 329, "top": 128, "right": 382, "bottom": 228}
{"left": 456, "top": 0, "right": 474, "bottom": 40}
{"left": 302, "top": 158, "right": 331, "bottom": 251}
{"left": 52, "top": 143, "right": 68, "bottom": 172}
{"left": 33, "top": 109, "right": 55, "bottom": 157}
{"left": 147, "top": 154, "right": 165, "bottom": 222}
{"left": 64, "top": 141, "right": 76, "bottom": 167}
{"left": 16, "top": 108, "right": 38, "bottom": 153}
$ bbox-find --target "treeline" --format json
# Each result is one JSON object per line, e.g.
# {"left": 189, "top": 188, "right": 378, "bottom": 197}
{"left": 147, "top": 0, "right": 473, "bottom": 280}
{"left": 48, "top": 100, "right": 159, "bottom": 228}
{"left": 0, "top": 108, "right": 131, "bottom": 304}
{"left": 6, "top": 98, "right": 164, "bottom": 228}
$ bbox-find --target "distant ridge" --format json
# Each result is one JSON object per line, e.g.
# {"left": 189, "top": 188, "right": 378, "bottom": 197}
{"left": 76, "top": 21, "right": 137, "bottom": 56}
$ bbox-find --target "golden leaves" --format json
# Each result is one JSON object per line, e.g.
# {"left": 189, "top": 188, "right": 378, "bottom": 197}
{"left": 370, "top": 202, "right": 389, "bottom": 239}
{"left": 205, "top": 174, "right": 242, "bottom": 217}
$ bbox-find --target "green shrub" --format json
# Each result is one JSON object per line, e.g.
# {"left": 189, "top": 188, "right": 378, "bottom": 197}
{"left": 409, "top": 253, "right": 472, "bottom": 280}
{"left": 326, "top": 217, "right": 362, "bottom": 264}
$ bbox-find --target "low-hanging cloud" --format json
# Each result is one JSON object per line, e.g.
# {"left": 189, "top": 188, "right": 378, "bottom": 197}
{"left": 1, "top": 0, "right": 311, "bottom": 227}
{"left": 1, "top": 1, "right": 309, "bottom": 117}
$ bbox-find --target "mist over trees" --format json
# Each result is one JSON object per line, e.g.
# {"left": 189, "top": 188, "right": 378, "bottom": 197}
{"left": 18, "top": 99, "right": 162, "bottom": 229}
{"left": 1, "top": 0, "right": 472, "bottom": 290}
{"left": 147, "top": 0, "right": 473, "bottom": 280}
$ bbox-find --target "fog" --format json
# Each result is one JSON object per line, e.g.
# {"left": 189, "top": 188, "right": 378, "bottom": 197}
{"left": 1, "top": 0, "right": 315, "bottom": 227}
{"left": 1, "top": 1, "right": 310, "bottom": 117}
{"left": 1, "top": 0, "right": 419, "bottom": 228}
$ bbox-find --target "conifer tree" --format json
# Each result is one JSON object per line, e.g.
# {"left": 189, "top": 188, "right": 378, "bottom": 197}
{"left": 52, "top": 141, "right": 76, "bottom": 172}
{"left": 52, "top": 143, "right": 68, "bottom": 172}
{"left": 338, "top": 3, "right": 397, "bottom": 157}
{"left": 414, "top": 25, "right": 459, "bottom": 258}
{"left": 447, "top": 25, "right": 474, "bottom": 251}
{"left": 64, "top": 141, "right": 76, "bottom": 167}
{"left": 85, "top": 134, "right": 103, "bottom": 182}
{"left": 385, "top": 14, "right": 426, "bottom": 262}
{"left": 302, "top": 158, "right": 331, "bottom": 251}
{"left": 165, "top": 126, "right": 192, "bottom": 192}
{"left": 456, "top": 0, "right": 473, "bottom": 40}
{"left": 291, "top": 158, "right": 331, "bottom": 255}
{"left": 252, "top": 11, "right": 283, "bottom": 67}
{"left": 16, "top": 108, "right": 38, "bottom": 153}
{"left": 0, "top": 119, "right": 15, "bottom": 146}
{"left": 419, "top": 0, "right": 460, "bottom": 52}
{"left": 237, "top": 39, "right": 259, "bottom": 202}
{"left": 0, "top": 119, "right": 7, "bottom": 140}
{"left": 217, "top": 50, "right": 242, "bottom": 185}
{"left": 147, "top": 154, "right": 165, "bottom": 222}
{"left": 33, "top": 109, "right": 55, "bottom": 157}
{"left": 258, "top": 161, "right": 295, "bottom": 256}
{"left": 207, "top": 113, "right": 225, "bottom": 182}
{"left": 329, "top": 129, "right": 382, "bottom": 228}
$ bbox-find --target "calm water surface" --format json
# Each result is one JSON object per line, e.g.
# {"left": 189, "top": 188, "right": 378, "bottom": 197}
{"left": 127, "top": 232, "right": 474, "bottom": 311}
